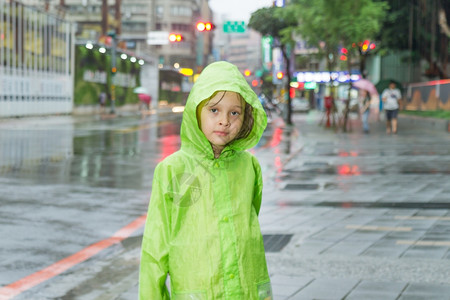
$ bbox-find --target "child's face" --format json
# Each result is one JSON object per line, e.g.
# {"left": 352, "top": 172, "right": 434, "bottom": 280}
{"left": 198, "top": 91, "right": 244, "bottom": 151}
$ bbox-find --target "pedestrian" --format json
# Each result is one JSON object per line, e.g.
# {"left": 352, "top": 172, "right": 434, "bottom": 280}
{"left": 138, "top": 93, "right": 152, "bottom": 111}
{"left": 360, "top": 90, "right": 371, "bottom": 133}
{"left": 139, "top": 61, "right": 272, "bottom": 299}
{"left": 381, "top": 81, "right": 402, "bottom": 134}
{"left": 98, "top": 92, "right": 106, "bottom": 113}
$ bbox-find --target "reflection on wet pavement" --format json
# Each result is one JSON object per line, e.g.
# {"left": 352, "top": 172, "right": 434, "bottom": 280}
{"left": 0, "top": 115, "right": 182, "bottom": 189}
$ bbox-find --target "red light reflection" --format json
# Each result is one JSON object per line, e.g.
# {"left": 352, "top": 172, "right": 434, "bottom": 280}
{"left": 338, "top": 151, "right": 359, "bottom": 157}
{"left": 159, "top": 135, "right": 180, "bottom": 161}
{"left": 337, "top": 164, "right": 360, "bottom": 175}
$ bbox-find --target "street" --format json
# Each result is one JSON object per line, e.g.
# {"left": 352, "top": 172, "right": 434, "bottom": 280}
{"left": 1, "top": 110, "right": 450, "bottom": 299}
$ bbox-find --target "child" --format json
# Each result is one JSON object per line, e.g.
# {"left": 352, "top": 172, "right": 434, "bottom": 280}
{"left": 139, "top": 61, "right": 272, "bottom": 299}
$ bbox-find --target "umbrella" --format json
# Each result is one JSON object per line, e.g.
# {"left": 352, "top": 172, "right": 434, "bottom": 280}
{"left": 138, "top": 93, "right": 151, "bottom": 104}
{"left": 352, "top": 79, "right": 378, "bottom": 96}
{"left": 133, "top": 86, "right": 149, "bottom": 94}
{"left": 375, "top": 79, "right": 403, "bottom": 94}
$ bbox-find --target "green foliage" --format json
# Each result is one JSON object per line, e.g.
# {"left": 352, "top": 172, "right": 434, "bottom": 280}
{"left": 290, "top": 0, "right": 388, "bottom": 71}
{"left": 249, "top": 6, "right": 299, "bottom": 48}
{"left": 74, "top": 45, "right": 141, "bottom": 106}
{"left": 376, "top": 0, "right": 449, "bottom": 79}
{"left": 401, "top": 110, "right": 450, "bottom": 120}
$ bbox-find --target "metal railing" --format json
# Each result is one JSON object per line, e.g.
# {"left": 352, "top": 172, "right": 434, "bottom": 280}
{"left": 0, "top": 0, "right": 75, "bottom": 117}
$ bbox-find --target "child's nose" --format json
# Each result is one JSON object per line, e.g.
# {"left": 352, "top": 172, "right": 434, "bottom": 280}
{"left": 219, "top": 114, "right": 230, "bottom": 126}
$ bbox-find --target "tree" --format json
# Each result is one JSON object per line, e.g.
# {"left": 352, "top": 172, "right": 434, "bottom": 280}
{"left": 377, "top": 0, "right": 449, "bottom": 80}
{"left": 290, "top": 0, "right": 341, "bottom": 81}
{"left": 248, "top": 6, "right": 298, "bottom": 125}
{"left": 291, "top": 0, "right": 388, "bottom": 132}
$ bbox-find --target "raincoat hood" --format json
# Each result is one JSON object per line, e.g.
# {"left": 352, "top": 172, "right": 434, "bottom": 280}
{"left": 181, "top": 61, "right": 267, "bottom": 158}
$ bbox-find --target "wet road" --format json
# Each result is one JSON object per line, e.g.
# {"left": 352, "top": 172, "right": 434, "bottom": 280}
{"left": 0, "top": 113, "right": 183, "bottom": 295}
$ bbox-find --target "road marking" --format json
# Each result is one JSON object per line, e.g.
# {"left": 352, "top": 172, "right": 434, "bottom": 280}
{"left": 397, "top": 240, "right": 450, "bottom": 247}
{"left": 0, "top": 214, "right": 147, "bottom": 300}
{"left": 346, "top": 225, "right": 412, "bottom": 231}
{"left": 395, "top": 215, "right": 450, "bottom": 221}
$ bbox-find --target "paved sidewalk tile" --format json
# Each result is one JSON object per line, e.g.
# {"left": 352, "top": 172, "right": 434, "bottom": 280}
{"left": 288, "top": 278, "right": 359, "bottom": 300}
{"left": 397, "top": 283, "right": 450, "bottom": 300}
{"left": 345, "top": 280, "right": 408, "bottom": 300}
{"left": 271, "top": 275, "right": 312, "bottom": 299}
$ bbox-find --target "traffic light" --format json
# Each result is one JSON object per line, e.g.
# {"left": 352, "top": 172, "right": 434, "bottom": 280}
{"left": 361, "top": 40, "right": 370, "bottom": 52}
{"left": 340, "top": 47, "right": 348, "bottom": 61}
{"left": 169, "top": 33, "right": 183, "bottom": 42}
{"left": 276, "top": 71, "right": 284, "bottom": 80}
{"left": 361, "top": 40, "right": 376, "bottom": 53}
{"left": 196, "top": 21, "right": 215, "bottom": 32}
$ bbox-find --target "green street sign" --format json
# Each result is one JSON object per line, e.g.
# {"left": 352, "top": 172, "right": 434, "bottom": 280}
{"left": 223, "top": 21, "right": 246, "bottom": 33}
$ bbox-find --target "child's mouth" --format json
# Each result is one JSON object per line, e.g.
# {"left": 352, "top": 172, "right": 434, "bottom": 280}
{"left": 214, "top": 131, "right": 228, "bottom": 136}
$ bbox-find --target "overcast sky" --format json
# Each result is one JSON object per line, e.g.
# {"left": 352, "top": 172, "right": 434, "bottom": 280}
{"left": 209, "top": 0, "right": 273, "bottom": 22}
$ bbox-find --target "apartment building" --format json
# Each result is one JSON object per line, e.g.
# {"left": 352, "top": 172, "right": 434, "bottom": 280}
{"left": 21, "top": 0, "right": 213, "bottom": 71}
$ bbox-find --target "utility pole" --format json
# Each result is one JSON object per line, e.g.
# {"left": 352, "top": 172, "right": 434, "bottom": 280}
{"left": 101, "top": 0, "right": 108, "bottom": 36}
{"left": 102, "top": 0, "right": 122, "bottom": 114}
{"left": 115, "top": 0, "right": 121, "bottom": 35}
{"left": 110, "top": 33, "right": 116, "bottom": 115}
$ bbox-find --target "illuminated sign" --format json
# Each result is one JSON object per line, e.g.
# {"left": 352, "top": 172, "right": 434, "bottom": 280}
{"left": 295, "top": 71, "right": 361, "bottom": 83}
{"left": 304, "top": 82, "right": 317, "bottom": 89}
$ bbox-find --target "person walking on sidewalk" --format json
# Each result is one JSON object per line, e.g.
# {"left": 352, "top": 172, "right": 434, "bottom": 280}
{"left": 381, "top": 81, "right": 402, "bottom": 134}
{"left": 139, "top": 61, "right": 272, "bottom": 300}
{"left": 360, "top": 90, "right": 371, "bottom": 133}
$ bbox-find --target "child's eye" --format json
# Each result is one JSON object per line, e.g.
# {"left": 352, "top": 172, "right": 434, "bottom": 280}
{"left": 231, "top": 111, "right": 240, "bottom": 116}
{"left": 210, "top": 108, "right": 218, "bottom": 113}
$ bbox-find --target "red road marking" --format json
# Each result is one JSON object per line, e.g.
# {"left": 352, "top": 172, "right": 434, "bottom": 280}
{"left": 0, "top": 214, "right": 147, "bottom": 300}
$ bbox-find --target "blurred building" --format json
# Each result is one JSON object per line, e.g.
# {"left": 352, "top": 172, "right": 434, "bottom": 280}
{"left": 153, "top": 0, "right": 213, "bottom": 71}
{"left": 222, "top": 30, "right": 261, "bottom": 73}
{"left": 212, "top": 14, "right": 263, "bottom": 91}
{"left": 213, "top": 13, "right": 262, "bottom": 72}
{"left": 21, "top": 0, "right": 213, "bottom": 71}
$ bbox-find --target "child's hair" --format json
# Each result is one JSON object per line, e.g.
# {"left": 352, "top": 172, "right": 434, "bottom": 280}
{"left": 235, "top": 100, "right": 254, "bottom": 140}
{"left": 199, "top": 91, "right": 254, "bottom": 141}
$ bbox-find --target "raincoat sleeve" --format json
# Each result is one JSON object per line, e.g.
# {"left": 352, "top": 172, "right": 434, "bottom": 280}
{"left": 139, "top": 164, "right": 171, "bottom": 300}
{"left": 252, "top": 157, "right": 263, "bottom": 216}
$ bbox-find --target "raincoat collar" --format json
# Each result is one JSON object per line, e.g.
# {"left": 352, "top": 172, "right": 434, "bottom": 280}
{"left": 180, "top": 61, "right": 267, "bottom": 159}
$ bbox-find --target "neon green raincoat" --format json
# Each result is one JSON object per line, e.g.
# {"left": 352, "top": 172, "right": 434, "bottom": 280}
{"left": 139, "top": 61, "right": 272, "bottom": 299}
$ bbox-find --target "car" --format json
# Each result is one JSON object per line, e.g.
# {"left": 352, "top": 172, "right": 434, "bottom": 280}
{"left": 291, "top": 97, "right": 310, "bottom": 112}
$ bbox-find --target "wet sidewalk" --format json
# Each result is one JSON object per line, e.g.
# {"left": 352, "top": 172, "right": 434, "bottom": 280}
{"left": 259, "top": 111, "right": 450, "bottom": 300}
{"left": 6, "top": 110, "right": 450, "bottom": 300}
